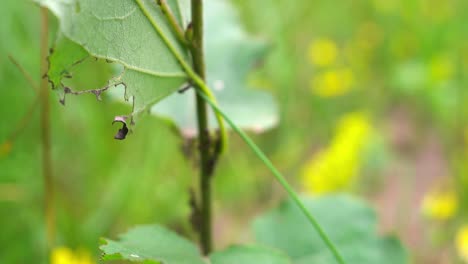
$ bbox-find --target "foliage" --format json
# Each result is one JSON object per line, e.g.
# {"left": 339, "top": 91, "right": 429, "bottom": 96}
{"left": 101, "top": 225, "right": 205, "bottom": 264}
{"left": 39, "top": 0, "right": 349, "bottom": 263}
{"left": 210, "top": 245, "right": 291, "bottom": 264}
{"left": 152, "top": 0, "right": 277, "bottom": 135}
{"left": 38, "top": 0, "right": 189, "bottom": 121}
{"left": 100, "top": 224, "right": 290, "bottom": 264}
{"left": 100, "top": 196, "right": 404, "bottom": 264}
{"left": 3, "top": 0, "right": 468, "bottom": 263}
{"left": 40, "top": 0, "right": 277, "bottom": 136}
{"left": 254, "top": 195, "right": 408, "bottom": 264}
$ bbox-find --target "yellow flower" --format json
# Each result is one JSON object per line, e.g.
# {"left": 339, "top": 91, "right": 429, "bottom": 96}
{"left": 51, "top": 247, "right": 95, "bottom": 264}
{"left": 308, "top": 38, "right": 338, "bottom": 67}
{"left": 421, "top": 190, "right": 458, "bottom": 221}
{"left": 456, "top": 225, "right": 468, "bottom": 262}
{"left": 301, "top": 112, "right": 372, "bottom": 194}
{"left": 311, "top": 68, "right": 354, "bottom": 97}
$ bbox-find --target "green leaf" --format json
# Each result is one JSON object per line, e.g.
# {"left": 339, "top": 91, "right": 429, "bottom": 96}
{"left": 38, "top": 0, "right": 188, "bottom": 117}
{"left": 253, "top": 195, "right": 408, "bottom": 264}
{"left": 100, "top": 225, "right": 205, "bottom": 264}
{"left": 47, "top": 35, "right": 89, "bottom": 91}
{"left": 210, "top": 245, "right": 291, "bottom": 264}
{"left": 151, "top": 0, "right": 278, "bottom": 135}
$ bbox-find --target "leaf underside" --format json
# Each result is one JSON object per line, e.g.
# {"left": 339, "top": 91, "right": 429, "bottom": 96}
{"left": 40, "top": 0, "right": 189, "bottom": 122}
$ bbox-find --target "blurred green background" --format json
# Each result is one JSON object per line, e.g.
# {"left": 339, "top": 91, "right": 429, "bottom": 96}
{"left": 1, "top": 0, "right": 467, "bottom": 263}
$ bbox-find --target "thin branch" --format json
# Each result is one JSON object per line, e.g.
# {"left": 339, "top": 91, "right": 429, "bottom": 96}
{"left": 40, "top": 6, "right": 55, "bottom": 253}
{"left": 3, "top": 56, "right": 41, "bottom": 143}
{"left": 8, "top": 55, "right": 39, "bottom": 93}
{"left": 6, "top": 96, "right": 40, "bottom": 143}
{"left": 157, "top": 0, "right": 187, "bottom": 45}
{"left": 190, "top": 0, "right": 213, "bottom": 254}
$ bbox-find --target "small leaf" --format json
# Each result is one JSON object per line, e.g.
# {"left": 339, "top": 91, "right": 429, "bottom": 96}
{"left": 253, "top": 195, "right": 408, "bottom": 264}
{"left": 210, "top": 245, "right": 291, "bottom": 264}
{"left": 100, "top": 224, "right": 205, "bottom": 264}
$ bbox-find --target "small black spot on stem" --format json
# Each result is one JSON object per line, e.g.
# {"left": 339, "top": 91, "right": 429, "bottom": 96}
{"left": 178, "top": 81, "right": 193, "bottom": 94}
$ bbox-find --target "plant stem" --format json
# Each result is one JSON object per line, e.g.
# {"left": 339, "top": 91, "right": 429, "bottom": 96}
{"left": 40, "top": 6, "right": 55, "bottom": 253}
{"left": 191, "top": 0, "right": 213, "bottom": 255}
{"left": 196, "top": 90, "right": 346, "bottom": 264}
{"left": 157, "top": 0, "right": 187, "bottom": 45}
{"left": 135, "top": 0, "right": 227, "bottom": 153}
{"left": 141, "top": 0, "right": 342, "bottom": 260}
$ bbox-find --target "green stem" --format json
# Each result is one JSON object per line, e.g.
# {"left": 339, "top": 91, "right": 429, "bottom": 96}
{"left": 191, "top": 0, "right": 213, "bottom": 255}
{"left": 157, "top": 0, "right": 187, "bottom": 45}
{"left": 135, "top": 0, "right": 227, "bottom": 152}
{"left": 196, "top": 90, "right": 346, "bottom": 264}
{"left": 139, "top": 0, "right": 343, "bottom": 260}
{"left": 40, "top": 6, "right": 55, "bottom": 253}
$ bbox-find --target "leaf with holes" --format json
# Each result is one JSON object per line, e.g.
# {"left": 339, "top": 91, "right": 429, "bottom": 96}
{"left": 38, "top": 0, "right": 189, "bottom": 123}
{"left": 253, "top": 195, "right": 408, "bottom": 264}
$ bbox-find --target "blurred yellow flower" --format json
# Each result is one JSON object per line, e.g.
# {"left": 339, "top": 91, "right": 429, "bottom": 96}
{"left": 456, "top": 225, "right": 468, "bottom": 262}
{"left": 308, "top": 38, "right": 338, "bottom": 67}
{"left": 0, "top": 141, "right": 12, "bottom": 158}
{"left": 429, "top": 55, "right": 455, "bottom": 83}
{"left": 422, "top": 190, "right": 458, "bottom": 221}
{"left": 51, "top": 247, "right": 95, "bottom": 264}
{"left": 311, "top": 68, "right": 354, "bottom": 97}
{"left": 301, "top": 112, "right": 372, "bottom": 194}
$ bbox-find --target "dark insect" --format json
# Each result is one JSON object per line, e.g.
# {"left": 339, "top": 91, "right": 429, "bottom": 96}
{"left": 112, "top": 116, "right": 129, "bottom": 140}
